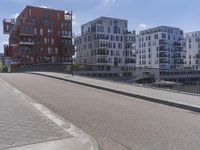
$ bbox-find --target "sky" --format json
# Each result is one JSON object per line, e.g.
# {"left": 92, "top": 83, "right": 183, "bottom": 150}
{"left": 0, "top": 0, "right": 200, "bottom": 53}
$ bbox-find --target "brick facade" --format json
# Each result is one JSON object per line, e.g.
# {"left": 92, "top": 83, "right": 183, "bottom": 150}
{"left": 3, "top": 5, "right": 74, "bottom": 71}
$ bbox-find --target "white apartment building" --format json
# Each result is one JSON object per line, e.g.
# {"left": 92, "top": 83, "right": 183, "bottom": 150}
{"left": 185, "top": 31, "right": 200, "bottom": 70}
{"left": 134, "top": 26, "right": 185, "bottom": 70}
{"left": 75, "top": 16, "right": 136, "bottom": 73}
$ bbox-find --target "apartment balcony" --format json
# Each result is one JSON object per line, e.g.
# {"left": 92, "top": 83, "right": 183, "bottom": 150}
{"left": 159, "top": 54, "right": 168, "bottom": 58}
{"left": 174, "top": 42, "right": 182, "bottom": 47}
{"left": 196, "top": 60, "right": 200, "bottom": 65}
{"left": 159, "top": 58, "right": 169, "bottom": 64}
{"left": 97, "top": 49, "right": 109, "bottom": 55}
{"left": 61, "top": 33, "right": 73, "bottom": 38}
{"left": 159, "top": 39, "right": 167, "bottom": 45}
{"left": 125, "top": 58, "right": 136, "bottom": 64}
{"left": 174, "top": 47, "right": 183, "bottom": 52}
{"left": 174, "top": 59, "right": 183, "bottom": 64}
{"left": 3, "top": 19, "right": 15, "bottom": 34}
{"left": 159, "top": 46, "right": 168, "bottom": 52}
{"left": 19, "top": 30, "right": 34, "bottom": 36}
{"left": 19, "top": 23, "right": 34, "bottom": 36}
{"left": 196, "top": 54, "right": 200, "bottom": 58}
{"left": 19, "top": 40, "right": 35, "bottom": 45}
{"left": 19, "top": 47, "right": 33, "bottom": 53}
{"left": 97, "top": 61, "right": 109, "bottom": 64}
{"left": 97, "top": 57, "right": 109, "bottom": 64}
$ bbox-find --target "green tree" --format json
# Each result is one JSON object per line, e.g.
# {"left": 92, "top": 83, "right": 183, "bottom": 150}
{"left": 0, "top": 60, "right": 3, "bottom": 72}
{"left": 2, "top": 65, "right": 8, "bottom": 72}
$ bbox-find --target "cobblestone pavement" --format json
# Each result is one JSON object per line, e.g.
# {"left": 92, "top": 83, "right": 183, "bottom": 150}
{"left": 0, "top": 79, "right": 71, "bottom": 149}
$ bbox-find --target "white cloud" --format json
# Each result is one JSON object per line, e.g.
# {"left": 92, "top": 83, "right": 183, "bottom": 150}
{"left": 39, "top": 5, "right": 49, "bottom": 9}
{"left": 139, "top": 23, "right": 147, "bottom": 29}
{"left": 103, "top": 0, "right": 117, "bottom": 4}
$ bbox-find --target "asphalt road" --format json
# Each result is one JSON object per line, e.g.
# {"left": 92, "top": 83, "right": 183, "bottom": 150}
{"left": 1, "top": 73, "right": 200, "bottom": 150}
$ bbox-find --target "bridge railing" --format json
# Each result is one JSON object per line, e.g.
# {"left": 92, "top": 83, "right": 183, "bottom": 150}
{"left": 16, "top": 63, "right": 200, "bottom": 94}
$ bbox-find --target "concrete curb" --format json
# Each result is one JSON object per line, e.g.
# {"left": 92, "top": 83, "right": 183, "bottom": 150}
{"left": 1, "top": 77, "right": 99, "bottom": 150}
{"left": 31, "top": 72, "right": 200, "bottom": 113}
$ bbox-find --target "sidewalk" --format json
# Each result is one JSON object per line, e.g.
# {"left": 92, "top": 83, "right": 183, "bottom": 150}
{"left": 32, "top": 72, "right": 200, "bottom": 113}
{"left": 0, "top": 78, "right": 98, "bottom": 150}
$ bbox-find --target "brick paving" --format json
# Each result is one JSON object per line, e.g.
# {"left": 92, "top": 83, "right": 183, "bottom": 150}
{"left": 0, "top": 79, "right": 71, "bottom": 149}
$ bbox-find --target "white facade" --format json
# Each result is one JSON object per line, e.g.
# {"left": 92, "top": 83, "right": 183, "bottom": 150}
{"left": 184, "top": 31, "right": 200, "bottom": 70}
{"left": 134, "top": 26, "right": 185, "bottom": 69}
{"left": 75, "top": 17, "right": 136, "bottom": 72}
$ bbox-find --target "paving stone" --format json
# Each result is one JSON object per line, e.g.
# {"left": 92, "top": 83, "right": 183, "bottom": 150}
{"left": 0, "top": 81, "right": 71, "bottom": 149}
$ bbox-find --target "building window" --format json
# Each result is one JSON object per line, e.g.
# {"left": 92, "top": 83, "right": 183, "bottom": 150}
{"left": 34, "top": 28, "right": 37, "bottom": 35}
{"left": 47, "top": 29, "right": 51, "bottom": 36}
{"left": 57, "top": 12, "right": 60, "bottom": 20}
{"left": 162, "top": 33, "right": 166, "bottom": 39}
{"left": 29, "top": 9, "right": 31, "bottom": 16}
{"left": 154, "top": 34, "right": 158, "bottom": 39}
{"left": 44, "top": 38, "right": 47, "bottom": 44}
{"left": 51, "top": 38, "right": 54, "bottom": 45}
{"left": 55, "top": 48, "right": 58, "bottom": 54}
{"left": 40, "top": 29, "right": 43, "bottom": 35}
{"left": 6, "top": 25, "right": 9, "bottom": 31}
{"left": 108, "top": 27, "right": 110, "bottom": 33}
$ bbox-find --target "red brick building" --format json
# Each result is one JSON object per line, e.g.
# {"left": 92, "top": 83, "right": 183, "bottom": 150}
{"left": 3, "top": 6, "right": 74, "bottom": 71}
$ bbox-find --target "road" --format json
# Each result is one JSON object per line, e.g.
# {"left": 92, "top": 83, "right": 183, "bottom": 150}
{"left": 1, "top": 73, "right": 200, "bottom": 150}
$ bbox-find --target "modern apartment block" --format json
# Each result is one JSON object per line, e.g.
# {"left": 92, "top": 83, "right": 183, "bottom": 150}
{"left": 184, "top": 31, "right": 200, "bottom": 70}
{"left": 3, "top": 5, "right": 74, "bottom": 70}
{"left": 75, "top": 17, "right": 136, "bottom": 73}
{"left": 134, "top": 26, "right": 185, "bottom": 70}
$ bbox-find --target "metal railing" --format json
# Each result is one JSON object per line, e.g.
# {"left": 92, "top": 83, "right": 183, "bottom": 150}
{"left": 16, "top": 63, "right": 200, "bottom": 95}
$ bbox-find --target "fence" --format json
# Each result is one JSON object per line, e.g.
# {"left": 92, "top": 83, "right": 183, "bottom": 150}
{"left": 72, "top": 65, "right": 200, "bottom": 94}
{"left": 16, "top": 63, "right": 200, "bottom": 95}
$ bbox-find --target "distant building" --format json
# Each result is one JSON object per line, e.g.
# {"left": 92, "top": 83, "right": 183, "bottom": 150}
{"left": 3, "top": 5, "right": 74, "bottom": 71}
{"left": 75, "top": 16, "right": 136, "bottom": 74}
{"left": 0, "top": 53, "right": 4, "bottom": 63}
{"left": 184, "top": 31, "right": 200, "bottom": 70}
{"left": 134, "top": 26, "right": 185, "bottom": 69}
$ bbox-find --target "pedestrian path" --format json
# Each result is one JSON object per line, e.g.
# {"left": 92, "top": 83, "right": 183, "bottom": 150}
{"left": 0, "top": 78, "right": 98, "bottom": 150}
{"left": 32, "top": 72, "right": 200, "bottom": 113}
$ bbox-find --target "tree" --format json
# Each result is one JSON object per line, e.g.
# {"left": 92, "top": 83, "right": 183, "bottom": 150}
{"left": 0, "top": 60, "right": 3, "bottom": 72}
{"left": 2, "top": 65, "right": 8, "bottom": 72}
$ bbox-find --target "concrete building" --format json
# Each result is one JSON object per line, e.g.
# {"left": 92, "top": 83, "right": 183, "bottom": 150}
{"left": 184, "top": 31, "right": 200, "bottom": 70}
{"left": 134, "top": 26, "right": 185, "bottom": 70}
{"left": 75, "top": 16, "right": 136, "bottom": 74}
{"left": 3, "top": 5, "right": 74, "bottom": 71}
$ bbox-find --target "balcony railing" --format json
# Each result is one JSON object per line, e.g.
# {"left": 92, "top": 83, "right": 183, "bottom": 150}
{"left": 159, "top": 54, "right": 168, "bottom": 58}
{"left": 159, "top": 47, "right": 168, "bottom": 52}
{"left": 61, "top": 33, "right": 74, "bottom": 38}
{"left": 97, "top": 50, "right": 109, "bottom": 55}
{"left": 19, "top": 41, "right": 35, "bottom": 45}
{"left": 174, "top": 42, "right": 182, "bottom": 47}
{"left": 159, "top": 58, "right": 169, "bottom": 64}
{"left": 174, "top": 48, "right": 183, "bottom": 52}
{"left": 159, "top": 40, "right": 167, "bottom": 45}
{"left": 196, "top": 54, "right": 200, "bottom": 58}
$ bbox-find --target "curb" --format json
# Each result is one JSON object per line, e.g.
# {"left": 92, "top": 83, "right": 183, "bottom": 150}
{"left": 1, "top": 77, "right": 99, "bottom": 150}
{"left": 31, "top": 72, "right": 200, "bottom": 113}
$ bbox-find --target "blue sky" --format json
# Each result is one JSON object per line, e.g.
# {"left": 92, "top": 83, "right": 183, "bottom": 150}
{"left": 0, "top": 0, "right": 200, "bottom": 53}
